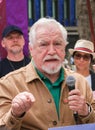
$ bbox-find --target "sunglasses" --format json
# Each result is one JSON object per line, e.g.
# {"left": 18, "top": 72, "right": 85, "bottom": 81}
{"left": 74, "top": 53, "right": 91, "bottom": 61}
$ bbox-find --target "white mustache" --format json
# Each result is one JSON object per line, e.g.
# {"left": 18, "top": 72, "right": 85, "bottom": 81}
{"left": 43, "top": 55, "right": 61, "bottom": 62}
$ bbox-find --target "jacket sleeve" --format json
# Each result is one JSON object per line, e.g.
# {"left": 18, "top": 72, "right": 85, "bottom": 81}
{"left": 1, "top": 110, "right": 23, "bottom": 130}
{"left": 76, "top": 74, "right": 95, "bottom": 123}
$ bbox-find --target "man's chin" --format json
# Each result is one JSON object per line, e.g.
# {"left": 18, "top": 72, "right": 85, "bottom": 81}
{"left": 42, "top": 65, "right": 61, "bottom": 74}
{"left": 11, "top": 48, "right": 22, "bottom": 54}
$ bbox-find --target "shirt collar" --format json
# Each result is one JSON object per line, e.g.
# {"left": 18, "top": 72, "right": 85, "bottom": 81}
{"left": 35, "top": 67, "right": 64, "bottom": 86}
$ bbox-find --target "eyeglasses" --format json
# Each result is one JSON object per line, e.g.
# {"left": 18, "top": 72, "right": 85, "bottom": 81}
{"left": 74, "top": 53, "right": 91, "bottom": 61}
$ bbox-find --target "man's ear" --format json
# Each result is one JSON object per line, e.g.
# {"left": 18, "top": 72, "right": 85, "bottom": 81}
{"left": 1, "top": 40, "right": 5, "bottom": 48}
{"left": 29, "top": 44, "right": 32, "bottom": 51}
{"left": 29, "top": 44, "right": 33, "bottom": 56}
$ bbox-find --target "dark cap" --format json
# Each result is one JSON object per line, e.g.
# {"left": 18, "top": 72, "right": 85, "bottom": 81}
{"left": 2, "top": 25, "right": 23, "bottom": 38}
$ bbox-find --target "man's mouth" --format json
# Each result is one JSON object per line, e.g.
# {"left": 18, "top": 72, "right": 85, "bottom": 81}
{"left": 45, "top": 59, "right": 58, "bottom": 62}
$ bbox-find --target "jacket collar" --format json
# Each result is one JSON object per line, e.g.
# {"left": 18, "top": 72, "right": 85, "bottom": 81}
{"left": 25, "top": 61, "right": 39, "bottom": 83}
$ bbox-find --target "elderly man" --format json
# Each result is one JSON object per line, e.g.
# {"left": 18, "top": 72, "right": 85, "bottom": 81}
{"left": 0, "top": 18, "right": 95, "bottom": 130}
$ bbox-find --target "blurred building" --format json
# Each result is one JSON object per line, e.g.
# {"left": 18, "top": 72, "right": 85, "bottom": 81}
{"left": 76, "top": 0, "right": 95, "bottom": 41}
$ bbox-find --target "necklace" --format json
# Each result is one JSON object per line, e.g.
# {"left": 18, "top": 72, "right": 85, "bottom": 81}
{"left": 8, "top": 58, "right": 25, "bottom": 71}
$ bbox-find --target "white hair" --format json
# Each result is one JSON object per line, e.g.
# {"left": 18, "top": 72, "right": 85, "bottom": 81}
{"left": 29, "top": 17, "right": 68, "bottom": 46}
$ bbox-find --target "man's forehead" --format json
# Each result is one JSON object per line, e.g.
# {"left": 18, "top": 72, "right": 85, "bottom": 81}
{"left": 37, "top": 22, "right": 59, "bottom": 30}
{"left": 36, "top": 24, "right": 62, "bottom": 36}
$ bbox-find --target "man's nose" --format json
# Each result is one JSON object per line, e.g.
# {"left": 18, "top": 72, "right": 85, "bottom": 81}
{"left": 48, "top": 44, "right": 56, "bottom": 54}
{"left": 13, "top": 37, "right": 18, "bottom": 41}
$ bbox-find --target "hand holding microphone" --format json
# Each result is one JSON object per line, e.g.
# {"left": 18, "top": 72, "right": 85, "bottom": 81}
{"left": 66, "top": 76, "right": 78, "bottom": 123}
{"left": 66, "top": 76, "right": 90, "bottom": 123}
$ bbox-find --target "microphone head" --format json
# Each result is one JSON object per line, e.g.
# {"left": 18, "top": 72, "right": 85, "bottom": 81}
{"left": 66, "top": 76, "right": 76, "bottom": 91}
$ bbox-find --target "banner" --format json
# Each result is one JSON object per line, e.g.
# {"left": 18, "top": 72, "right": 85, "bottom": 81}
{"left": 6, "top": 0, "right": 29, "bottom": 57}
{"left": 0, "top": 0, "right": 29, "bottom": 59}
{"left": 0, "top": 0, "right": 7, "bottom": 59}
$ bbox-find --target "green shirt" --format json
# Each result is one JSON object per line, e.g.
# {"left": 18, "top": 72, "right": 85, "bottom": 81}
{"left": 36, "top": 68, "right": 64, "bottom": 117}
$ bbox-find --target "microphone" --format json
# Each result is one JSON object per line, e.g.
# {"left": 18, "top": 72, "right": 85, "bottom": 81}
{"left": 66, "top": 76, "right": 79, "bottom": 124}
{"left": 66, "top": 75, "right": 76, "bottom": 91}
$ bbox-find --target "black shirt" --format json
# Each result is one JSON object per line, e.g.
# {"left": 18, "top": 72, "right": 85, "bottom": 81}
{"left": 90, "top": 70, "right": 95, "bottom": 91}
{"left": 0, "top": 57, "right": 31, "bottom": 77}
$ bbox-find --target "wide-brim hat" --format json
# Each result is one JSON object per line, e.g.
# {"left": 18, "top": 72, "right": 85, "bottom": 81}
{"left": 68, "top": 39, "right": 95, "bottom": 58}
{"left": 2, "top": 25, "right": 23, "bottom": 38}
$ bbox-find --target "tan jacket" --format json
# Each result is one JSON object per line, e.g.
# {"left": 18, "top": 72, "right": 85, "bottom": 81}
{"left": 0, "top": 62, "right": 95, "bottom": 130}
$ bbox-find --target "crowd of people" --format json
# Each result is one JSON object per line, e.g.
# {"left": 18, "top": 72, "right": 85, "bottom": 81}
{"left": 0, "top": 17, "right": 94, "bottom": 130}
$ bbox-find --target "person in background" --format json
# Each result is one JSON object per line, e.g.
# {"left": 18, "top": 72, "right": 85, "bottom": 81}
{"left": 0, "top": 25, "right": 31, "bottom": 77}
{"left": 0, "top": 18, "right": 95, "bottom": 130}
{"left": 69, "top": 39, "right": 95, "bottom": 98}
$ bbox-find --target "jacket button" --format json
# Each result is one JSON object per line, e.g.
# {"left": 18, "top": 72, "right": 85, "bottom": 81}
{"left": 47, "top": 99, "right": 52, "bottom": 103}
{"left": 63, "top": 98, "right": 68, "bottom": 104}
{"left": 53, "top": 121, "right": 57, "bottom": 125}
